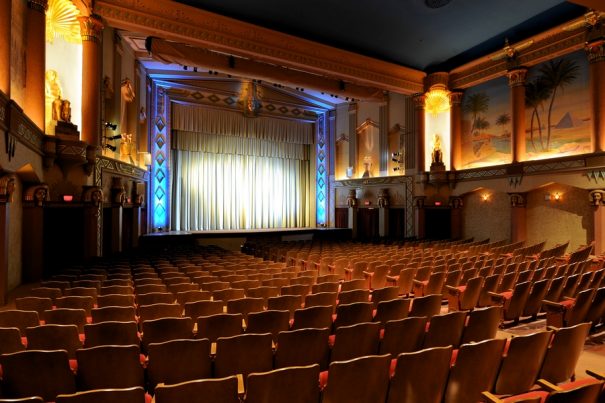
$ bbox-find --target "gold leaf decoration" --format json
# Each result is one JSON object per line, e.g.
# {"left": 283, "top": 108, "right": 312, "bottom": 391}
{"left": 46, "top": 0, "right": 81, "bottom": 44}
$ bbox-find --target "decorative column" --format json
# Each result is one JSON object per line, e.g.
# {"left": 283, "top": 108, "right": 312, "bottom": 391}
{"left": 78, "top": 14, "right": 104, "bottom": 147}
{"left": 0, "top": 174, "right": 16, "bottom": 304}
{"left": 346, "top": 189, "right": 358, "bottom": 239}
{"left": 25, "top": 0, "right": 47, "bottom": 130}
{"left": 413, "top": 94, "right": 426, "bottom": 172}
{"left": 589, "top": 190, "right": 605, "bottom": 255}
{"left": 348, "top": 103, "right": 357, "bottom": 175}
{"left": 131, "top": 190, "right": 144, "bottom": 248}
{"left": 449, "top": 91, "right": 464, "bottom": 170}
{"left": 507, "top": 68, "right": 528, "bottom": 163}
{"left": 414, "top": 196, "right": 426, "bottom": 239}
{"left": 82, "top": 186, "right": 103, "bottom": 259}
{"left": 377, "top": 189, "right": 390, "bottom": 238}
{"left": 22, "top": 184, "right": 48, "bottom": 282}
{"left": 0, "top": 1, "right": 11, "bottom": 95}
{"left": 449, "top": 196, "right": 463, "bottom": 240}
{"left": 586, "top": 39, "right": 605, "bottom": 152}
{"left": 509, "top": 193, "right": 527, "bottom": 243}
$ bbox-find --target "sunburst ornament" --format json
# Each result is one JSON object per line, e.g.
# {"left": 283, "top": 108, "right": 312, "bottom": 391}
{"left": 424, "top": 87, "right": 450, "bottom": 115}
{"left": 46, "top": 0, "right": 81, "bottom": 44}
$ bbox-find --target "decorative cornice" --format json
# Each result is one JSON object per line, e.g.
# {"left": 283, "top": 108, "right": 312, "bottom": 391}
{"left": 27, "top": 0, "right": 48, "bottom": 13}
{"left": 334, "top": 175, "right": 410, "bottom": 187}
{"left": 507, "top": 67, "right": 528, "bottom": 88}
{"left": 78, "top": 14, "right": 104, "bottom": 43}
{"left": 448, "top": 91, "right": 464, "bottom": 106}
{"left": 8, "top": 101, "right": 44, "bottom": 155}
{"left": 96, "top": 156, "right": 149, "bottom": 182}
{"left": 412, "top": 94, "right": 425, "bottom": 109}
{"left": 0, "top": 174, "right": 17, "bottom": 203}
{"left": 24, "top": 184, "right": 49, "bottom": 206}
{"left": 586, "top": 39, "right": 605, "bottom": 64}
{"left": 589, "top": 189, "right": 605, "bottom": 206}
{"left": 95, "top": 0, "right": 424, "bottom": 94}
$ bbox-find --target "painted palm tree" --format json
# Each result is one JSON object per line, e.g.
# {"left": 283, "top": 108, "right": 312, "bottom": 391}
{"left": 463, "top": 92, "right": 490, "bottom": 135}
{"left": 539, "top": 58, "right": 579, "bottom": 150}
{"left": 475, "top": 117, "right": 491, "bottom": 132}
{"left": 525, "top": 78, "right": 552, "bottom": 152}
{"left": 495, "top": 113, "right": 511, "bottom": 137}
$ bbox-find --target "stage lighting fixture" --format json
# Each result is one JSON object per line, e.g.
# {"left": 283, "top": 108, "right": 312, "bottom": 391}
{"left": 104, "top": 144, "right": 117, "bottom": 152}
{"left": 393, "top": 167, "right": 400, "bottom": 171}
{"left": 104, "top": 122, "right": 117, "bottom": 130}
{"left": 105, "top": 134, "right": 122, "bottom": 141}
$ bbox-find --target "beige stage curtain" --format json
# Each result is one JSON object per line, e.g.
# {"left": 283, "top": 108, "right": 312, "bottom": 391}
{"left": 170, "top": 104, "right": 312, "bottom": 231}
{"left": 171, "top": 150, "right": 311, "bottom": 230}
{"left": 172, "top": 103, "right": 314, "bottom": 144}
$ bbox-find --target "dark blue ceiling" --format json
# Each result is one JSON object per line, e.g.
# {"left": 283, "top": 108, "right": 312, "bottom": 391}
{"left": 175, "top": 0, "right": 587, "bottom": 72}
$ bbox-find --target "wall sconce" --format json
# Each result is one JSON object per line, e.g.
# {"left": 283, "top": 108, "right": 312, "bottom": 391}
{"left": 481, "top": 194, "right": 490, "bottom": 202}
{"left": 553, "top": 192, "right": 561, "bottom": 202}
{"left": 545, "top": 192, "right": 562, "bottom": 202}
{"left": 104, "top": 121, "right": 117, "bottom": 130}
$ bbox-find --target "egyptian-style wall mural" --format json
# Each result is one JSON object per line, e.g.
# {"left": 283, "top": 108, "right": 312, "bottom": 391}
{"left": 461, "top": 76, "right": 512, "bottom": 168}
{"left": 524, "top": 50, "right": 591, "bottom": 160}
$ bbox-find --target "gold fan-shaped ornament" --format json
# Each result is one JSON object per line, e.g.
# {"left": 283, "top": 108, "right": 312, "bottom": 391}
{"left": 562, "top": 10, "right": 604, "bottom": 32}
{"left": 491, "top": 38, "right": 534, "bottom": 62}
{"left": 424, "top": 88, "right": 450, "bottom": 115}
{"left": 46, "top": 0, "right": 81, "bottom": 44}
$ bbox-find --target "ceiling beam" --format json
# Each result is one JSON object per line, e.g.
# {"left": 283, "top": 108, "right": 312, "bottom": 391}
{"left": 567, "top": 0, "right": 605, "bottom": 12}
{"left": 95, "top": 0, "right": 425, "bottom": 94}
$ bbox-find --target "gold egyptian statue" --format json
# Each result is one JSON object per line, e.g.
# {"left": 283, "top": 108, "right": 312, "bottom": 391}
{"left": 45, "top": 69, "right": 63, "bottom": 122}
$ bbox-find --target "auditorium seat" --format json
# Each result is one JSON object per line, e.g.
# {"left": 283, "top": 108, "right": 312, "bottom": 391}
{"left": 522, "top": 278, "right": 550, "bottom": 319}
{"left": 304, "top": 292, "right": 338, "bottom": 311}
{"left": 340, "top": 279, "right": 366, "bottom": 292}
{"left": 72, "top": 280, "right": 101, "bottom": 290}
{"left": 0, "top": 327, "right": 25, "bottom": 354}
{"left": 244, "top": 364, "right": 320, "bottom": 403}
{"left": 585, "top": 287, "right": 605, "bottom": 327}
{"left": 543, "top": 276, "right": 566, "bottom": 303}
{"left": 337, "top": 289, "right": 370, "bottom": 305}
{"left": 137, "top": 303, "right": 182, "bottom": 323}
{"left": 134, "top": 284, "right": 168, "bottom": 295}
{"left": 423, "top": 310, "right": 467, "bottom": 349}
{"left": 196, "top": 313, "right": 243, "bottom": 342}
{"left": 40, "top": 280, "right": 71, "bottom": 292}
{"left": 76, "top": 345, "right": 144, "bottom": 391}
{"left": 0, "top": 310, "right": 40, "bottom": 334}
{"left": 83, "top": 321, "right": 140, "bottom": 347}
{"left": 364, "top": 264, "right": 390, "bottom": 290}
{"left": 542, "top": 287, "right": 595, "bottom": 328}
{"left": 274, "top": 327, "right": 331, "bottom": 370}
{"left": 15, "top": 297, "right": 53, "bottom": 317}
{"left": 0, "top": 397, "right": 44, "bottom": 402}
{"left": 55, "top": 296, "right": 94, "bottom": 316}
{"left": 413, "top": 271, "right": 447, "bottom": 297}
{"left": 102, "top": 279, "right": 134, "bottom": 287}
{"left": 443, "top": 338, "right": 506, "bottom": 403}
{"left": 184, "top": 300, "right": 224, "bottom": 322}
{"left": 136, "top": 293, "right": 175, "bottom": 307}
{"left": 477, "top": 274, "right": 500, "bottom": 307}
{"left": 490, "top": 281, "right": 532, "bottom": 324}
{"left": 492, "top": 330, "right": 553, "bottom": 396}
{"left": 0, "top": 350, "right": 76, "bottom": 401}
{"left": 43, "top": 308, "right": 86, "bottom": 333}
{"left": 100, "top": 285, "right": 134, "bottom": 296}
{"left": 96, "top": 294, "right": 135, "bottom": 308}
{"left": 141, "top": 317, "right": 193, "bottom": 351}
{"left": 447, "top": 276, "right": 483, "bottom": 311}
{"left": 153, "top": 376, "right": 240, "bottom": 403}
{"left": 146, "top": 338, "right": 212, "bottom": 391}
{"left": 539, "top": 322, "right": 591, "bottom": 384}
{"left": 321, "top": 354, "right": 391, "bottom": 403}
{"left": 387, "top": 346, "right": 452, "bottom": 403}
{"left": 245, "top": 310, "right": 289, "bottom": 340}
{"left": 379, "top": 316, "right": 427, "bottom": 356}
{"left": 280, "top": 284, "right": 312, "bottom": 297}
{"left": 25, "top": 324, "right": 82, "bottom": 358}
{"left": 460, "top": 305, "right": 502, "bottom": 344}
{"left": 30, "top": 287, "right": 62, "bottom": 301}
{"left": 370, "top": 286, "right": 399, "bottom": 308}
{"left": 227, "top": 297, "right": 265, "bottom": 321}
{"left": 201, "top": 281, "right": 230, "bottom": 293}
{"left": 330, "top": 322, "right": 380, "bottom": 362}
{"left": 214, "top": 333, "right": 273, "bottom": 379}
{"left": 91, "top": 306, "right": 137, "bottom": 323}
{"left": 291, "top": 305, "right": 333, "bottom": 330}
{"left": 333, "top": 302, "right": 373, "bottom": 329}
{"left": 213, "top": 288, "right": 246, "bottom": 303}
{"left": 373, "top": 298, "right": 410, "bottom": 326}
{"left": 55, "top": 386, "right": 147, "bottom": 403}
{"left": 167, "top": 282, "right": 199, "bottom": 294}
{"left": 408, "top": 294, "right": 442, "bottom": 319}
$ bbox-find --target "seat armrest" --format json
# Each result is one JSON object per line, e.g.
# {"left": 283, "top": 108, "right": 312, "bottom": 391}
{"left": 344, "top": 268, "right": 353, "bottom": 273}
{"left": 586, "top": 369, "right": 605, "bottom": 381}
{"left": 541, "top": 299, "right": 565, "bottom": 312}
{"left": 363, "top": 271, "right": 374, "bottom": 278}
{"left": 536, "top": 378, "right": 561, "bottom": 392}
{"left": 488, "top": 291, "right": 505, "bottom": 303}
{"left": 446, "top": 285, "right": 461, "bottom": 296}
{"left": 412, "top": 279, "right": 423, "bottom": 286}
{"left": 480, "top": 391, "right": 503, "bottom": 403}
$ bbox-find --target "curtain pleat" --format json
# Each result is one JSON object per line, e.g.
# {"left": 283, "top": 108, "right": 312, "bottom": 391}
{"left": 171, "top": 149, "right": 311, "bottom": 230}
{"left": 172, "top": 103, "right": 314, "bottom": 144}
{"left": 173, "top": 130, "right": 310, "bottom": 160}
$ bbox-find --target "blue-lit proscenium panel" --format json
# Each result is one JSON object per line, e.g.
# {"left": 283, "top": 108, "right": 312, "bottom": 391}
{"left": 316, "top": 113, "right": 327, "bottom": 226}
{"left": 151, "top": 83, "right": 170, "bottom": 231}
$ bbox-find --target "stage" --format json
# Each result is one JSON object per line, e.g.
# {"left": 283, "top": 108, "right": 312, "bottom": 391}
{"left": 140, "top": 227, "right": 352, "bottom": 251}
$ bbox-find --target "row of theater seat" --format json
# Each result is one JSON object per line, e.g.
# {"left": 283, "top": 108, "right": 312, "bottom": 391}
{"left": 0, "top": 322, "right": 595, "bottom": 402}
